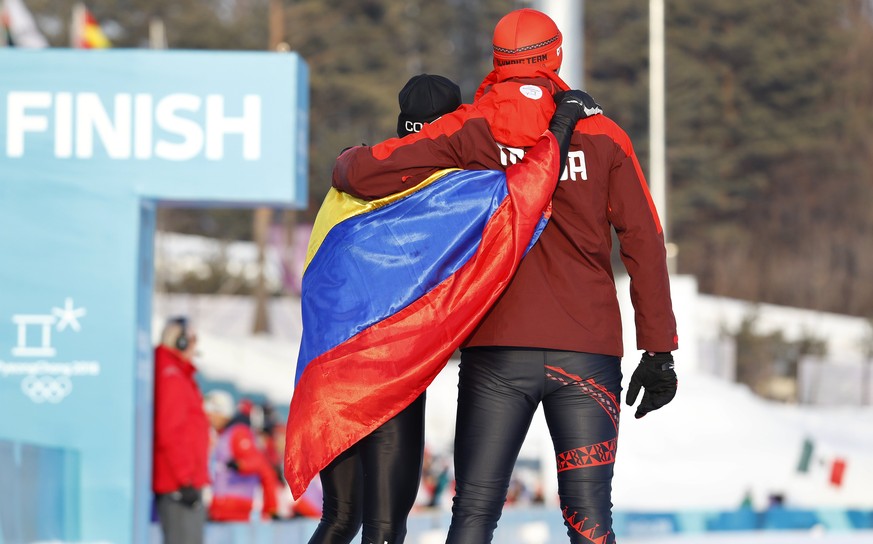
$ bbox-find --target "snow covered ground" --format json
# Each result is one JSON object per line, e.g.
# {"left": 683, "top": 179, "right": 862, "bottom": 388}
{"left": 621, "top": 532, "right": 873, "bottom": 544}
{"left": 153, "top": 292, "right": 873, "bottom": 513}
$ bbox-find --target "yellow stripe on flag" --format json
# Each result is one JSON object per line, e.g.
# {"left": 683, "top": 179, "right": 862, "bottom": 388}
{"left": 83, "top": 23, "right": 110, "bottom": 48}
{"left": 304, "top": 168, "right": 459, "bottom": 272}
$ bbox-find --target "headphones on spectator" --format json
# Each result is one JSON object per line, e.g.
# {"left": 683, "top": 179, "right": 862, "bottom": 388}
{"left": 171, "top": 317, "right": 190, "bottom": 352}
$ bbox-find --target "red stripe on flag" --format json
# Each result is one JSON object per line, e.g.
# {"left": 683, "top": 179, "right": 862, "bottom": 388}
{"left": 284, "top": 133, "right": 560, "bottom": 498}
{"left": 284, "top": 198, "right": 515, "bottom": 497}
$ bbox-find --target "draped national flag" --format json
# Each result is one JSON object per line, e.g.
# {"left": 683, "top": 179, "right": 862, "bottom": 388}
{"left": 71, "top": 2, "right": 110, "bottom": 49}
{"left": 284, "top": 133, "right": 560, "bottom": 498}
{"left": 0, "top": 0, "right": 48, "bottom": 48}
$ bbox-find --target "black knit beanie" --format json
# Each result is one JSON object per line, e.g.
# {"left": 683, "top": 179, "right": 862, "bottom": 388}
{"left": 397, "top": 74, "right": 462, "bottom": 138}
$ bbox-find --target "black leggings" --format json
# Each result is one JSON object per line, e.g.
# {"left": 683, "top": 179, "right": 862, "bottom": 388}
{"left": 308, "top": 393, "right": 425, "bottom": 544}
{"left": 447, "top": 348, "right": 622, "bottom": 544}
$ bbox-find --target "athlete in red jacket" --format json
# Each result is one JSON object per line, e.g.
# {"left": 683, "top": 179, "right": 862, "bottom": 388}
{"left": 208, "top": 401, "right": 280, "bottom": 522}
{"left": 333, "top": 9, "right": 678, "bottom": 544}
{"left": 152, "top": 317, "right": 210, "bottom": 544}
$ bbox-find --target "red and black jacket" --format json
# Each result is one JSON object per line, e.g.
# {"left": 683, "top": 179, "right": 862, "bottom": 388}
{"left": 333, "top": 65, "right": 677, "bottom": 356}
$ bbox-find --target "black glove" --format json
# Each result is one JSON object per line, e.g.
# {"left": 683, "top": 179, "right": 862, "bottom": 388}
{"left": 226, "top": 459, "right": 240, "bottom": 472}
{"left": 548, "top": 90, "right": 603, "bottom": 174}
{"left": 552, "top": 90, "right": 603, "bottom": 118}
{"left": 626, "top": 352, "right": 677, "bottom": 419}
{"left": 177, "top": 484, "right": 201, "bottom": 507}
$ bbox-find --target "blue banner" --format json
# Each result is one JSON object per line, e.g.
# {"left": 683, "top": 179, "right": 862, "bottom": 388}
{"left": 0, "top": 49, "right": 307, "bottom": 543}
{"left": 0, "top": 49, "right": 308, "bottom": 204}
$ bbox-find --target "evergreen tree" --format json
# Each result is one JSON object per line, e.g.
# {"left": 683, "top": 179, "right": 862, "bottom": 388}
{"left": 586, "top": 0, "right": 873, "bottom": 315}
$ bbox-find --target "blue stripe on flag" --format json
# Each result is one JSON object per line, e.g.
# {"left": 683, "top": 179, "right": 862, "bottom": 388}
{"left": 296, "top": 169, "right": 509, "bottom": 383}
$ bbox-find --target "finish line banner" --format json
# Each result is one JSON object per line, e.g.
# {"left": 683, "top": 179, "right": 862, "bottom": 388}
{"left": 0, "top": 49, "right": 308, "bottom": 544}
{"left": 0, "top": 48, "right": 308, "bottom": 204}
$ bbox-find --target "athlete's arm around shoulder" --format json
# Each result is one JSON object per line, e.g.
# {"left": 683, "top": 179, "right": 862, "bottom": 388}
{"left": 331, "top": 105, "right": 488, "bottom": 200}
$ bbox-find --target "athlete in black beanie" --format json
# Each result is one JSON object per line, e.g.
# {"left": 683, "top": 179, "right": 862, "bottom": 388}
{"left": 397, "top": 74, "right": 462, "bottom": 138}
{"left": 308, "top": 75, "right": 462, "bottom": 544}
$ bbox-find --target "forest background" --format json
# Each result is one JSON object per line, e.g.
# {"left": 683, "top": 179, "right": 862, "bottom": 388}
{"left": 24, "top": 0, "right": 873, "bottom": 319}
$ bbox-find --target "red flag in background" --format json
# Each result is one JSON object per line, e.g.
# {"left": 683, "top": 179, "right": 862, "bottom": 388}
{"left": 70, "top": 2, "right": 110, "bottom": 48}
{"left": 829, "top": 457, "right": 847, "bottom": 487}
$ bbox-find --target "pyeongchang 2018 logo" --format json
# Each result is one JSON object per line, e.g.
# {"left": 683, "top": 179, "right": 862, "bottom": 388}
{"left": 0, "top": 298, "right": 101, "bottom": 403}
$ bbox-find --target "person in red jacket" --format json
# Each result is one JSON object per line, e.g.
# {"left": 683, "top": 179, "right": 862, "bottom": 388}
{"left": 207, "top": 396, "right": 281, "bottom": 522}
{"left": 332, "top": 9, "right": 679, "bottom": 544}
{"left": 152, "top": 316, "right": 210, "bottom": 544}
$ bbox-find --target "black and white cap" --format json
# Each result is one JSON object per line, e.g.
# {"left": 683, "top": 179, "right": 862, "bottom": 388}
{"left": 397, "top": 74, "right": 462, "bottom": 138}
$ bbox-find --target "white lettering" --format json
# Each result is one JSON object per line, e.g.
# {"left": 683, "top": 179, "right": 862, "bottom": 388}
{"left": 155, "top": 94, "right": 203, "bottom": 161}
{"left": 205, "top": 94, "right": 261, "bottom": 160}
{"left": 497, "top": 142, "right": 588, "bottom": 182}
{"left": 6, "top": 91, "right": 51, "bottom": 157}
{"left": 134, "top": 94, "right": 153, "bottom": 160}
{"left": 404, "top": 120, "right": 424, "bottom": 134}
{"left": 497, "top": 143, "right": 525, "bottom": 167}
{"left": 4, "top": 91, "right": 263, "bottom": 161}
{"left": 76, "top": 93, "right": 132, "bottom": 159}
{"left": 54, "top": 93, "right": 73, "bottom": 158}
{"left": 561, "top": 150, "right": 588, "bottom": 181}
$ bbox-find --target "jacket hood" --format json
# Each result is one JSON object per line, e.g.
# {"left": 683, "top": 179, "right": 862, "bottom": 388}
{"left": 474, "top": 80, "right": 557, "bottom": 148}
{"left": 474, "top": 65, "right": 570, "bottom": 101}
{"left": 473, "top": 65, "right": 569, "bottom": 148}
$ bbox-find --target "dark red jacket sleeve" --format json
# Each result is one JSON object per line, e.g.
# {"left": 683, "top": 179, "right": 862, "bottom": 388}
{"left": 601, "top": 121, "right": 678, "bottom": 352}
{"left": 332, "top": 108, "right": 492, "bottom": 200}
{"left": 332, "top": 83, "right": 554, "bottom": 201}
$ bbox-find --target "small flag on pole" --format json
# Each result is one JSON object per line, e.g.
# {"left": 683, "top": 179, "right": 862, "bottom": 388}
{"left": 829, "top": 457, "right": 847, "bottom": 487}
{"left": 70, "top": 2, "right": 110, "bottom": 49}
{"left": 796, "top": 437, "right": 814, "bottom": 473}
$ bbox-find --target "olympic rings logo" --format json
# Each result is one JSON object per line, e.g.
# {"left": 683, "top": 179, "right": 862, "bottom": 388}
{"left": 21, "top": 375, "right": 73, "bottom": 403}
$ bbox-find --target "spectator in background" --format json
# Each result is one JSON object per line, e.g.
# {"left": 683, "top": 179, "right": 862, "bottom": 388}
{"left": 422, "top": 449, "right": 452, "bottom": 510}
{"left": 207, "top": 396, "right": 281, "bottom": 522}
{"left": 152, "top": 316, "right": 209, "bottom": 544}
{"left": 257, "top": 401, "right": 283, "bottom": 480}
{"left": 292, "top": 476, "right": 324, "bottom": 520}
{"left": 203, "top": 388, "right": 235, "bottom": 454}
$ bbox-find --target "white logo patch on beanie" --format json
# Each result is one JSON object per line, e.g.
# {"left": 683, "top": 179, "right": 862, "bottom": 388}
{"left": 519, "top": 85, "right": 544, "bottom": 100}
